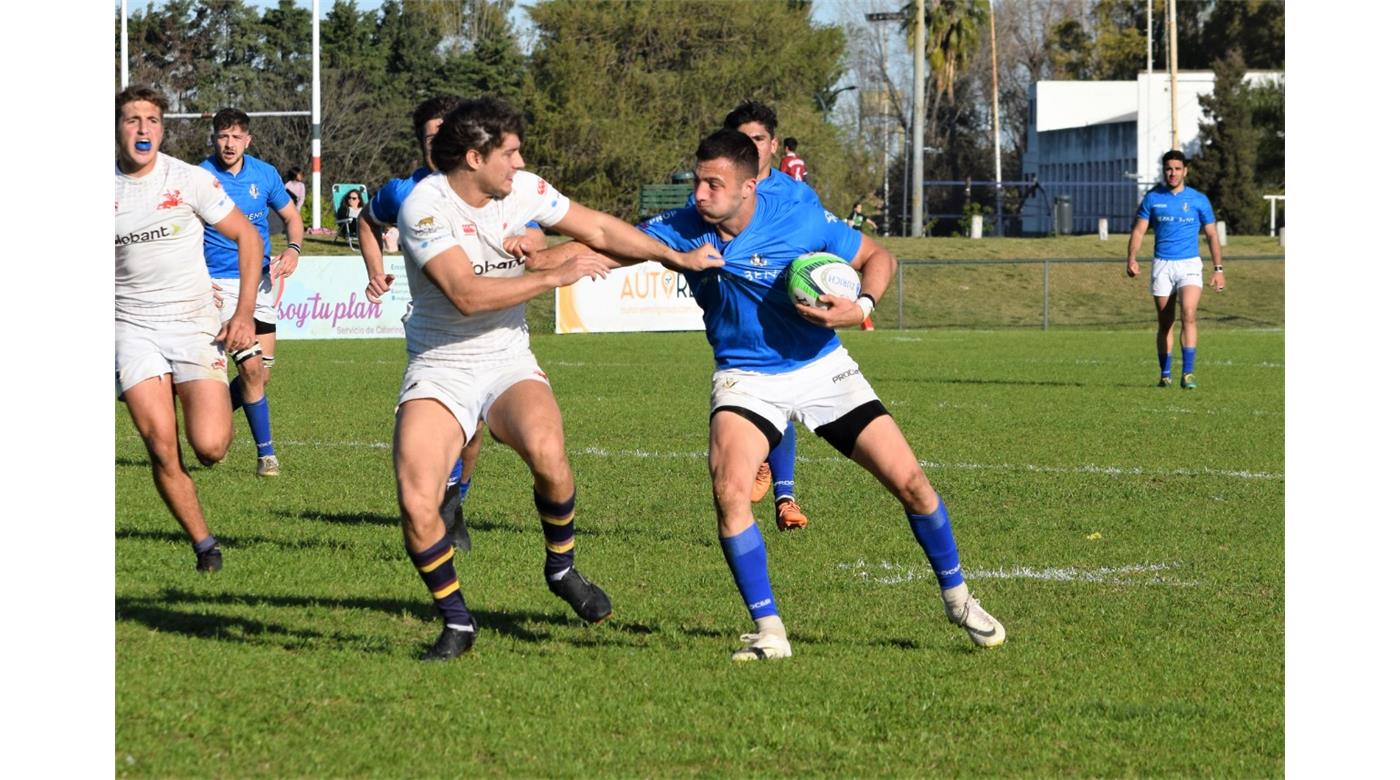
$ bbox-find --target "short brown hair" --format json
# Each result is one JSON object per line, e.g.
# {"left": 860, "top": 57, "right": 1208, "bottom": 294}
{"left": 116, "top": 85, "right": 168, "bottom": 122}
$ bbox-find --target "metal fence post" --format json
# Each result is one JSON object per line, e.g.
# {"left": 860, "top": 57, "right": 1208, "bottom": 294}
{"left": 897, "top": 261, "right": 905, "bottom": 330}
{"left": 1042, "top": 259, "right": 1050, "bottom": 331}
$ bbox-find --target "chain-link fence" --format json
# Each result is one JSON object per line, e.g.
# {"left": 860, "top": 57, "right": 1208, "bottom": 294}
{"left": 879, "top": 255, "right": 1284, "bottom": 330}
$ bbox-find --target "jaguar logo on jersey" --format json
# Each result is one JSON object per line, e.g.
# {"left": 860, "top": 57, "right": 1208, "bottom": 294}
{"left": 415, "top": 216, "right": 436, "bottom": 229}
{"left": 157, "top": 190, "right": 183, "bottom": 209}
{"left": 411, "top": 215, "right": 444, "bottom": 239}
{"left": 248, "top": 183, "right": 259, "bottom": 199}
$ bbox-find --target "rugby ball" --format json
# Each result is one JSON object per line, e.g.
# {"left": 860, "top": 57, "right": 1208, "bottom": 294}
{"left": 787, "top": 253, "right": 861, "bottom": 308}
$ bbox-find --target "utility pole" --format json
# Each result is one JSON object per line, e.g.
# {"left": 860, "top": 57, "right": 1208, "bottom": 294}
{"left": 990, "top": 0, "right": 1002, "bottom": 236}
{"left": 1168, "top": 0, "right": 1179, "bottom": 150}
{"left": 911, "top": 0, "right": 927, "bottom": 237}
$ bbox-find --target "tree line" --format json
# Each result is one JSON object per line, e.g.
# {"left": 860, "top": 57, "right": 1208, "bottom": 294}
{"left": 117, "top": 0, "right": 1284, "bottom": 235}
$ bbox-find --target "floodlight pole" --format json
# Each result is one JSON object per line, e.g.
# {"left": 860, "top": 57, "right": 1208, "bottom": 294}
{"left": 1168, "top": 0, "right": 1179, "bottom": 150}
{"left": 1143, "top": 0, "right": 1153, "bottom": 196}
{"left": 911, "top": 0, "right": 927, "bottom": 237}
{"left": 990, "top": 1, "right": 1002, "bottom": 236}
{"left": 311, "top": 0, "right": 322, "bottom": 230}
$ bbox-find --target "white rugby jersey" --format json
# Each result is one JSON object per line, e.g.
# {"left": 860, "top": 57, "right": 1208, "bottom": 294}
{"left": 115, "top": 153, "right": 235, "bottom": 322}
{"left": 397, "top": 171, "right": 570, "bottom": 361}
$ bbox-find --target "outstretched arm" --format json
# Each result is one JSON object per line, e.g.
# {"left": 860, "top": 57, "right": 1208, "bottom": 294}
{"left": 550, "top": 202, "right": 722, "bottom": 273}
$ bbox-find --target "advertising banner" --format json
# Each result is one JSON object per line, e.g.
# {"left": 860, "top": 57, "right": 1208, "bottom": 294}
{"left": 555, "top": 261, "right": 703, "bottom": 333}
{"left": 275, "top": 256, "right": 410, "bottom": 340}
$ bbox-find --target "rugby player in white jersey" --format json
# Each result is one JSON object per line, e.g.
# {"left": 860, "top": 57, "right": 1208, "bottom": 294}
{"left": 114, "top": 86, "right": 262, "bottom": 573}
{"left": 394, "top": 97, "right": 722, "bottom": 660}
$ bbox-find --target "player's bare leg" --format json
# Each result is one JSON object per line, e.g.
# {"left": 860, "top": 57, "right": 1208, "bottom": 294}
{"left": 125, "top": 375, "right": 228, "bottom": 571}
{"left": 1154, "top": 291, "right": 1178, "bottom": 387}
{"left": 487, "top": 380, "right": 611, "bottom": 622}
{"left": 394, "top": 398, "right": 476, "bottom": 659}
{"left": 846, "top": 415, "right": 1005, "bottom": 647}
{"left": 710, "top": 411, "right": 790, "bottom": 660}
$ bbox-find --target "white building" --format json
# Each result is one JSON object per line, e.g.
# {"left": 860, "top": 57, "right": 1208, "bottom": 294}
{"left": 1021, "top": 71, "right": 1281, "bottom": 234}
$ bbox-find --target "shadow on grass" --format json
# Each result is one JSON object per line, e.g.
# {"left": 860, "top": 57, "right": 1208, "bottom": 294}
{"left": 275, "top": 509, "right": 399, "bottom": 526}
{"left": 115, "top": 529, "right": 292, "bottom": 548}
{"left": 116, "top": 589, "right": 658, "bottom": 654}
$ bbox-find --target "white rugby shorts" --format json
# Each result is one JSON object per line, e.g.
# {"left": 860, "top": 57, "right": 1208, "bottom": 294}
{"left": 1150, "top": 257, "right": 1203, "bottom": 297}
{"left": 212, "top": 268, "right": 282, "bottom": 326}
{"left": 397, "top": 352, "right": 551, "bottom": 439}
{"left": 710, "top": 347, "right": 880, "bottom": 436}
{"left": 115, "top": 307, "right": 228, "bottom": 395}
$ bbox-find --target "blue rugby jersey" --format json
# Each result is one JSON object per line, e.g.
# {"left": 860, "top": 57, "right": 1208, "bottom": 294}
{"left": 641, "top": 188, "right": 863, "bottom": 373}
{"left": 368, "top": 166, "right": 432, "bottom": 227}
{"left": 199, "top": 154, "right": 289, "bottom": 278}
{"left": 1136, "top": 184, "right": 1216, "bottom": 260}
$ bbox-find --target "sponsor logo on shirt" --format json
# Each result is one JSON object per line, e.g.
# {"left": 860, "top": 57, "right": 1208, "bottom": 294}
{"left": 824, "top": 210, "right": 841, "bottom": 223}
{"left": 462, "top": 222, "right": 477, "bottom": 236}
{"left": 831, "top": 367, "right": 862, "bottom": 383}
{"left": 158, "top": 190, "right": 183, "bottom": 209}
{"left": 473, "top": 256, "right": 526, "bottom": 276}
{"left": 537, "top": 180, "right": 547, "bottom": 195}
{"left": 115, "top": 225, "right": 173, "bottom": 246}
{"left": 212, "top": 357, "right": 227, "bottom": 371}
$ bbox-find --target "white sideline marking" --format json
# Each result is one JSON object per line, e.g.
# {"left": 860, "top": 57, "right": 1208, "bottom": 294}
{"left": 262, "top": 442, "right": 1280, "bottom": 480}
{"left": 836, "top": 559, "right": 1196, "bottom": 587}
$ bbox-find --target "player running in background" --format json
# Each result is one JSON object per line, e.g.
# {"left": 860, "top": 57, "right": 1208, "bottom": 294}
{"left": 394, "top": 97, "right": 721, "bottom": 660}
{"left": 1126, "top": 150, "right": 1224, "bottom": 389}
{"left": 358, "top": 96, "right": 548, "bottom": 552}
{"left": 199, "top": 108, "right": 305, "bottom": 476}
{"left": 720, "top": 100, "right": 815, "bottom": 532}
{"left": 115, "top": 86, "right": 263, "bottom": 572}
{"left": 538, "top": 130, "right": 1005, "bottom": 660}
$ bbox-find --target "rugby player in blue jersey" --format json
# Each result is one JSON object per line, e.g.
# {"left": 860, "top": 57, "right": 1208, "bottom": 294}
{"left": 200, "top": 108, "right": 305, "bottom": 476}
{"left": 531, "top": 130, "right": 1006, "bottom": 660}
{"left": 1126, "top": 150, "right": 1225, "bottom": 389}
{"left": 719, "top": 100, "right": 817, "bottom": 533}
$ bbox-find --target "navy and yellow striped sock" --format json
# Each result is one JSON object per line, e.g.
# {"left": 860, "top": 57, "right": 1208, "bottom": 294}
{"left": 408, "top": 535, "right": 473, "bottom": 628}
{"left": 535, "top": 489, "right": 576, "bottom": 582}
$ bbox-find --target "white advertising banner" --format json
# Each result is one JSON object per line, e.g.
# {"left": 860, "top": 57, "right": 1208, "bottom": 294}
{"left": 555, "top": 261, "right": 703, "bottom": 333}
{"left": 275, "top": 256, "right": 410, "bottom": 340}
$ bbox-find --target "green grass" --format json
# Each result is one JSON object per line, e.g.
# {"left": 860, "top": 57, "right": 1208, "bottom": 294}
{"left": 116, "top": 328, "right": 1283, "bottom": 776}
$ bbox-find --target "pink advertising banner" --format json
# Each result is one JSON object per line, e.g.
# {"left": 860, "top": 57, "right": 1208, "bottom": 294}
{"left": 275, "top": 256, "right": 410, "bottom": 340}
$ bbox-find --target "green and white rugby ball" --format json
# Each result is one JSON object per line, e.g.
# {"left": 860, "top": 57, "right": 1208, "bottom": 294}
{"left": 787, "top": 252, "right": 861, "bottom": 309}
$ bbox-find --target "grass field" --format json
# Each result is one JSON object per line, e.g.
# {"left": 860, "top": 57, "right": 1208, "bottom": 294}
{"left": 115, "top": 326, "right": 1283, "bottom": 776}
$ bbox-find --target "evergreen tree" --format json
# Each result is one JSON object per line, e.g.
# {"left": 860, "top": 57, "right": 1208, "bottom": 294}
{"left": 1191, "top": 49, "right": 1264, "bottom": 234}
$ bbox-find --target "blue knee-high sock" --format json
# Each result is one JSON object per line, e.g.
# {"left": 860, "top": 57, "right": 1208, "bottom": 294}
{"left": 769, "top": 422, "right": 797, "bottom": 503}
{"left": 242, "top": 396, "right": 275, "bottom": 457}
{"left": 459, "top": 476, "right": 472, "bottom": 501}
{"left": 229, "top": 376, "right": 245, "bottom": 411}
{"left": 719, "top": 522, "right": 778, "bottom": 619}
{"left": 1158, "top": 352, "right": 1172, "bottom": 378}
{"left": 1182, "top": 347, "right": 1196, "bottom": 374}
{"left": 447, "top": 459, "right": 463, "bottom": 486}
{"left": 907, "top": 503, "right": 964, "bottom": 589}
